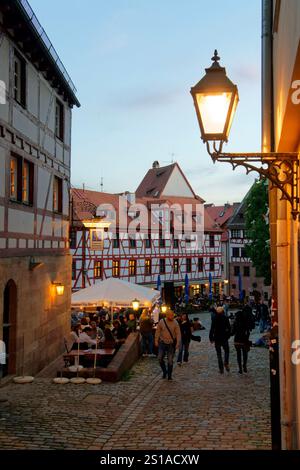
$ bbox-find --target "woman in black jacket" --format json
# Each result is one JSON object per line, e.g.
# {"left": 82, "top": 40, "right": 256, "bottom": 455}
{"left": 209, "top": 306, "right": 231, "bottom": 374}
{"left": 232, "top": 308, "right": 254, "bottom": 373}
{"left": 177, "top": 313, "right": 192, "bottom": 365}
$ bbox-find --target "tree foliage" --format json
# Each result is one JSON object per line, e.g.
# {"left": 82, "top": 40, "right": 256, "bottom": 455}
{"left": 245, "top": 180, "right": 271, "bottom": 286}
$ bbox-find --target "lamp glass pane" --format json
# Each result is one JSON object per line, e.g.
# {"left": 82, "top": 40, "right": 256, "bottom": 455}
{"left": 196, "top": 92, "right": 232, "bottom": 135}
{"left": 225, "top": 92, "right": 238, "bottom": 138}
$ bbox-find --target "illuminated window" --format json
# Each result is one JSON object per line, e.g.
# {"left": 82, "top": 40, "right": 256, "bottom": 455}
{"left": 22, "top": 160, "right": 29, "bottom": 203}
{"left": 10, "top": 155, "right": 33, "bottom": 204}
{"left": 174, "top": 259, "right": 179, "bottom": 274}
{"left": 145, "top": 259, "right": 151, "bottom": 276}
{"left": 112, "top": 260, "right": 120, "bottom": 277}
{"left": 10, "top": 157, "right": 17, "bottom": 200}
{"left": 94, "top": 260, "right": 102, "bottom": 279}
{"left": 129, "top": 259, "right": 136, "bottom": 276}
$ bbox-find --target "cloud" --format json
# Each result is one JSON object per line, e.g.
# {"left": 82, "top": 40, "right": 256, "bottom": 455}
{"left": 110, "top": 87, "right": 183, "bottom": 110}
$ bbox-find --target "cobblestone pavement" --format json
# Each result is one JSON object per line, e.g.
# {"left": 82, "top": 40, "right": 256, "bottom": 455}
{"left": 0, "top": 313, "right": 271, "bottom": 450}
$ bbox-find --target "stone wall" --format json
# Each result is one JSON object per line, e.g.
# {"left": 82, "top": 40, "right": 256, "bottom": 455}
{"left": 0, "top": 254, "right": 71, "bottom": 375}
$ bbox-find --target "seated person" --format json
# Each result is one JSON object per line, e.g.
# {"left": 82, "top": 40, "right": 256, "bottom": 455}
{"left": 78, "top": 327, "right": 97, "bottom": 350}
{"left": 127, "top": 313, "right": 137, "bottom": 333}
{"left": 112, "top": 320, "right": 127, "bottom": 345}
{"left": 89, "top": 321, "right": 104, "bottom": 342}
{"left": 101, "top": 327, "right": 117, "bottom": 349}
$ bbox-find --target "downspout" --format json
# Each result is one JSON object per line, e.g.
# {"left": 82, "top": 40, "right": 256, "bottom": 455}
{"left": 261, "top": 0, "right": 282, "bottom": 450}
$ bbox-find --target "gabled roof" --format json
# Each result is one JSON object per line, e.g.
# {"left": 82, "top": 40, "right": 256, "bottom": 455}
{"left": 136, "top": 163, "right": 176, "bottom": 198}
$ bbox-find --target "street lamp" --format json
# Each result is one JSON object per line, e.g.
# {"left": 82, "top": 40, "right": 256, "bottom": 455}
{"left": 52, "top": 282, "right": 64, "bottom": 296}
{"left": 161, "top": 304, "right": 167, "bottom": 314}
{"left": 190, "top": 50, "right": 299, "bottom": 219}
{"left": 132, "top": 298, "right": 140, "bottom": 311}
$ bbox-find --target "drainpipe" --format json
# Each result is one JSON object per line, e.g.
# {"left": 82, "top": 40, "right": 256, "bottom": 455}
{"left": 261, "top": 0, "right": 282, "bottom": 449}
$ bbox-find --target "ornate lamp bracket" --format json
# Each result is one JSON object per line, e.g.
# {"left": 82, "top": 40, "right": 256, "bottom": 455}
{"left": 206, "top": 143, "right": 300, "bottom": 220}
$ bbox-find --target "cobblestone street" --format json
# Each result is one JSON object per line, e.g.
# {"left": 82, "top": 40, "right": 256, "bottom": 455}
{"left": 0, "top": 313, "right": 271, "bottom": 450}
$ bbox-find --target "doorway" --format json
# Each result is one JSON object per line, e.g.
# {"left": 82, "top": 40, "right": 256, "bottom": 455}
{"left": 2, "top": 280, "right": 17, "bottom": 377}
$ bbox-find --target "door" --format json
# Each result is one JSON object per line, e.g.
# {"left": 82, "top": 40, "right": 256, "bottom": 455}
{"left": 2, "top": 280, "right": 17, "bottom": 377}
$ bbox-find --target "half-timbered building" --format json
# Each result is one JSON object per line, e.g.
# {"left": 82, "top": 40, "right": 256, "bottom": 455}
{"left": 0, "top": 1, "right": 80, "bottom": 376}
{"left": 71, "top": 162, "right": 223, "bottom": 301}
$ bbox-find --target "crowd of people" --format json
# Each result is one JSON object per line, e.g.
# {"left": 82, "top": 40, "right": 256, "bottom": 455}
{"left": 68, "top": 298, "right": 271, "bottom": 378}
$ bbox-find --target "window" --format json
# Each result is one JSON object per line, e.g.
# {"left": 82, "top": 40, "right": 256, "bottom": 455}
{"left": 159, "top": 258, "right": 165, "bottom": 274}
{"left": 55, "top": 99, "right": 64, "bottom": 141}
{"left": 53, "top": 176, "right": 63, "bottom": 213}
{"left": 10, "top": 156, "right": 17, "bottom": 200}
{"left": 145, "top": 235, "right": 151, "bottom": 249}
{"left": 173, "top": 238, "right": 179, "bottom": 249}
{"left": 232, "top": 247, "right": 240, "bottom": 257}
{"left": 174, "top": 259, "right": 179, "bottom": 274}
{"left": 112, "top": 260, "right": 120, "bottom": 277}
{"left": 145, "top": 259, "right": 151, "bottom": 276}
{"left": 159, "top": 233, "right": 165, "bottom": 248}
{"left": 129, "top": 238, "right": 136, "bottom": 249}
{"left": 129, "top": 259, "right": 136, "bottom": 276}
{"left": 241, "top": 247, "right": 247, "bottom": 258}
{"left": 243, "top": 266, "right": 250, "bottom": 277}
{"left": 232, "top": 283, "right": 236, "bottom": 289}
{"left": 113, "top": 232, "right": 119, "bottom": 249}
{"left": 234, "top": 266, "right": 240, "bottom": 276}
{"left": 209, "top": 257, "right": 215, "bottom": 271}
{"left": 70, "top": 229, "right": 76, "bottom": 249}
{"left": 186, "top": 258, "right": 192, "bottom": 273}
{"left": 9, "top": 155, "right": 33, "bottom": 204}
{"left": 209, "top": 234, "right": 215, "bottom": 248}
{"left": 94, "top": 260, "right": 102, "bottom": 279}
{"left": 72, "top": 260, "right": 76, "bottom": 280}
{"left": 198, "top": 258, "right": 203, "bottom": 271}
{"left": 14, "top": 51, "right": 26, "bottom": 107}
{"left": 231, "top": 229, "right": 240, "bottom": 238}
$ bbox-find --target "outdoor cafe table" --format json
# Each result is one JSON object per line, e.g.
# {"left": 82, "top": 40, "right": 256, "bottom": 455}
{"left": 63, "top": 348, "right": 115, "bottom": 366}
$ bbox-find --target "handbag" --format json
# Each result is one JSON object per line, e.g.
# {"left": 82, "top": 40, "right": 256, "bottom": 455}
{"left": 163, "top": 319, "right": 177, "bottom": 347}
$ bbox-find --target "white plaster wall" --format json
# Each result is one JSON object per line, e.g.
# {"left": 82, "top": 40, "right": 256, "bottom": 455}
{"left": 162, "top": 166, "right": 194, "bottom": 197}
{"left": 8, "top": 209, "right": 34, "bottom": 234}
{"left": 37, "top": 215, "right": 52, "bottom": 236}
{"left": 37, "top": 168, "right": 52, "bottom": 211}
{"left": 27, "top": 66, "right": 39, "bottom": 118}
{"left": 63, "top": 180, "right": 69, "bottom": 216}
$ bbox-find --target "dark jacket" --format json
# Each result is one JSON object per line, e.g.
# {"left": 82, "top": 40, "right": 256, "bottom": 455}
{"left": 178, "top": 319, "right": 192, "bottom": 343}
{"left": 232, "top": 309, "right": 254, "bottom": 344}
{"left": 209, "top": 313, "right": 231, "bottom": 343}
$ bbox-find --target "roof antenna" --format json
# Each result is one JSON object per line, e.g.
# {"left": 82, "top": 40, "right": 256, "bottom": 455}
{"left": 100, "top": 177, "right": 104, "bottom": 192}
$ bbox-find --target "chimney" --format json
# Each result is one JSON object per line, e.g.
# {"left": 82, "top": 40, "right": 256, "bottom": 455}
{"left": 152, "top": 161, "right": 160, "bottom": 169}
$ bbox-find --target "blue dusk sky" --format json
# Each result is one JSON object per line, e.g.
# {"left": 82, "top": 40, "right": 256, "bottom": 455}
{"left": 30, "top": 0, "right": 261, "bottom": 205}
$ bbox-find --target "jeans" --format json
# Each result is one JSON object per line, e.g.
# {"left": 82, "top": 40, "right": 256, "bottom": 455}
{"left": 141, "top": 332, "right": 153, "bottom": 355}
{"left": 215, "top": 340, "right": 229, "bottom": 372}
{"left": 177, "top": 340, "right": 190, "bottom": 363}
{"left": 259, "top": 318, "right": 268, "bottom": 333}
{"left": 158, "top": 341, "right": 175, "bottom": 378}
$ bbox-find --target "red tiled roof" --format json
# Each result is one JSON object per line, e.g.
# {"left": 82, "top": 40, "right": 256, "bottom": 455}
{"left": 205, "top": 204, "right": 235, "bottom": 227}
{"left": 135, "top": 163, "right": 176, "bottom": 198}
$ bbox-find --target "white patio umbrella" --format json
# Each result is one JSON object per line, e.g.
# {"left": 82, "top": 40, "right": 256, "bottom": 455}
{"left": 71, "top": 278, "right": 160, "bottom": 316}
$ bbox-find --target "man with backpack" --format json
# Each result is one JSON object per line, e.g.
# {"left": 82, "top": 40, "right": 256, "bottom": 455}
{"left": 155, "top": 309, "right": 181, "bottom": 380}
{"left": 232, "top": 305, "right": 255, "bottom": 374}
{"left": 209, "top": 306, "right": 232, "bottom": 374}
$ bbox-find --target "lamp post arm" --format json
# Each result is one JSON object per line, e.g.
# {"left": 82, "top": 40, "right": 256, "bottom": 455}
{"left": 207, "top": 148, "right": 300, "bottom": 219}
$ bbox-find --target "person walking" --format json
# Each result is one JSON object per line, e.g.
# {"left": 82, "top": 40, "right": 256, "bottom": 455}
{"left": 155, "top": 309, "right": 181, "bottom": 380}
{"left": 177, "top": 313, "right": 192, "bottom": 365}
{"left": 209, "top": 306, "right": 231, "bottom": 374}
{"left": 232, "top": 306, "right": 255, "bottom": 373}
{"left": 139, "top": 309, "right": 154, "bottom": 357}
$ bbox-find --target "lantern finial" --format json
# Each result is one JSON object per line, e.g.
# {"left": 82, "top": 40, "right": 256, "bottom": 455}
{"left": 211, "top": 50, "right": 220, "bottom": 67}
